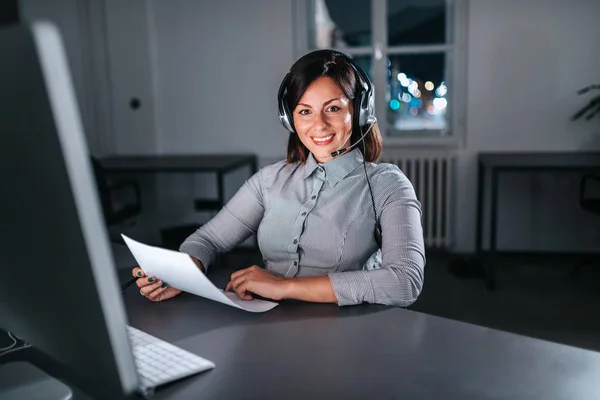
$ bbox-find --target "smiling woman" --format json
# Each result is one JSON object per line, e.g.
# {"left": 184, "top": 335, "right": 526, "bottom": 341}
{"left": 132, "top": 50, "right": 425, "bottom": 307}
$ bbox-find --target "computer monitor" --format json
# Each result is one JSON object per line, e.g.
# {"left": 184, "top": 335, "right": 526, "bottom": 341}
{"left": 0, "top": 22, "right": 138, "bottom": 399}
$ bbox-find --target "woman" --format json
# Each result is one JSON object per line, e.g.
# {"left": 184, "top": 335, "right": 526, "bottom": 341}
{"left": 133, "top": 50, "right": 425, "bottom": 307}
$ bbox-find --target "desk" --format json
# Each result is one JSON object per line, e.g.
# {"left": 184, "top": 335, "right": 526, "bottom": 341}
{"left": 121, "top": 268, "right": 600, "bottom": 399}
{"left": 100, "top": 154, "right": 258, "bottom": 212}
{"left": 7, "top": 264, "right": 600, "bottom": 399}
{"left": 476, "top": 152, "right": 600, "bottom": 290}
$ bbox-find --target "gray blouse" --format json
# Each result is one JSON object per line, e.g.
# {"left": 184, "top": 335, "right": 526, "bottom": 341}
{"left": 180, "top": 149, "right": 425, "bottom": 306}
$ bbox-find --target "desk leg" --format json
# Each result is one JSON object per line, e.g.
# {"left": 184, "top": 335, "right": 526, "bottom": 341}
{"left": 474, "top": 161, "right": 491, "bottom": 288}
{"left": 487, "top": 167, "right": 499, "bottom": 290}
{"left": 476, "top": 161, "right": 484, "bottom": 255}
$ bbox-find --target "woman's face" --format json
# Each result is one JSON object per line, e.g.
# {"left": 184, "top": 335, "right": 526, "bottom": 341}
{"left": 293, "top": 76, "right": 353, "bottom": 163}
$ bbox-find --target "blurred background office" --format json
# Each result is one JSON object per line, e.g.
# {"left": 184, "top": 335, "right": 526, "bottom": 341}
{"left": 4, "top": 0, "right": 600, "bottom": 351}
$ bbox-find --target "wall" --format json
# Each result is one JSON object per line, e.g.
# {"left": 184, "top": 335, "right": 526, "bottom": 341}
{"left": 151, "top": 0, "right": 293, "bottom": 158}
{"left": 147, "top": 0, "right": 294, "bottom": 231}
{"left": 104, "top": 0, "right": 158, "bottom": 155}
{"left": 454, "top": 0, "right": 600, "bottom": 252}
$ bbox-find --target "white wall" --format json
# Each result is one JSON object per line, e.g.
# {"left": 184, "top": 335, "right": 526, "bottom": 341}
{"left": 151, "top": 0, "right": 293, "bottom": 158}
{"left": 104, "top": 0, "right": 159, "bottom": 155}
{"left": 466, "top": 0, "right": 599, "bottom": 151}
{"left": 454, "top": 0, "right": 600, "bottom": 252}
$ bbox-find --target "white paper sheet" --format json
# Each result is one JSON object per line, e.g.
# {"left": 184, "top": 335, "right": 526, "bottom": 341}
{"left": 121, "top": 235, "right": 278, "bottom": 313}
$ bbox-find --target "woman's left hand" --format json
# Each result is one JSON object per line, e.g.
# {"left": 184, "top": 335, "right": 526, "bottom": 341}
{"left": 225, "top": 265, "right": 290, "bottom": 301}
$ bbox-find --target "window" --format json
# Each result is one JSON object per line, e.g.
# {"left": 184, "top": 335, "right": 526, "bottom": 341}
{"left": 300, "top": 0, "right": 466, "bottom": 144}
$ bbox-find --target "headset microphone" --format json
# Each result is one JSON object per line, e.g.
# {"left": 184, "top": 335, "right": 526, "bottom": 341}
{"left": 330, "top": 119, "right": 376, "bottom": 158}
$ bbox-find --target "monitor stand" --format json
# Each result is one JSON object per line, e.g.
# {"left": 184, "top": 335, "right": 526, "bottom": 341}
{"left": 0, "top": 362, "right": 73, "bottom": 400}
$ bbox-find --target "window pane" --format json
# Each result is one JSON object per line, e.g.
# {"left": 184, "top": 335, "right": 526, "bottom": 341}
{"left": 387, "top": 53, "right": 448, "bottom": 132}
{"left": 387, "top": 0, "right": 446, "bottom": 46}
{"left": 310, "top": 0, "right": 372, "bottom": 48}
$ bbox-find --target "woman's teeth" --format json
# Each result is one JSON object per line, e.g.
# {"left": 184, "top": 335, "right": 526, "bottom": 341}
{"left": 311, "top": 134, "right": 334, "bottom": 145}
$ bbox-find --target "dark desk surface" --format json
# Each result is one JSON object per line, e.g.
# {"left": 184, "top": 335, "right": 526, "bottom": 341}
{"left": 120, "top": 269, "right": 600, "bottom": 399}
{"left": 100, "top": 154, "right": 257, "bottom": 173}
{"left": 479, "top": 151, "right": 600, "bottom": 168}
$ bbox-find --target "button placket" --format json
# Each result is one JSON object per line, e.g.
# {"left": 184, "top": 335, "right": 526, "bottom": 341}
{"left": 285, "top": 254, "right": 300, "bottom": 277}
{"left": 284, "top": 173, "right": 325, "bottom": 277}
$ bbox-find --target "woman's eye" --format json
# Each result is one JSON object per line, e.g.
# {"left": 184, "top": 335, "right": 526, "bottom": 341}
{"left": 298, "top": 109, "right": 311, "bottom": 115}
{"left": 328, "top": 106, "right": 341, "bottom": 112}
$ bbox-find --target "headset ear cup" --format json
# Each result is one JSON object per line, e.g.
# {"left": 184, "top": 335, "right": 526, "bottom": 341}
{"left": 367, "top": 93, "right": 376, "bottom": 124}
{"left": 279, "top": 108, "right": 295, "bottom": 133}
{"left": 277, "top": 73, "right": 295, "bottom": 133}
{"left": 357, "top": 90, "right": 373, "bottom": 128}
{"left": 279, "top": 93, "right": 296, "bottom": 133}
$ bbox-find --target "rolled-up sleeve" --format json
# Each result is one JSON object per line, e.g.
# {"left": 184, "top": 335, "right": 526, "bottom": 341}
{"left": 179, "top": 171, "right": 265, "bottom": 270}
{"left": 328, "top": 171, "right": 425, "bottom": 307}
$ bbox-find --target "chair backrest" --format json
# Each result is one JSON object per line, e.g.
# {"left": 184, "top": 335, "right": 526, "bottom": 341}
{"left": 580, "top": 174, "right": 600, "bottom": 217}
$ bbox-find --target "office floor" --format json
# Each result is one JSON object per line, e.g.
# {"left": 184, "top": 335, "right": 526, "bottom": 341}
{"left": 412, "top": 253, "right": 600, "bottom": 352}
{"left": 113, "top": 243, "right": 600, "bottom": 352}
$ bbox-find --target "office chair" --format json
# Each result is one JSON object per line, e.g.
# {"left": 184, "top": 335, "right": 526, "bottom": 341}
{"left": 580, "top": 174, "right": 600, "bottom": 216}
{"left": 90, "top": 156, "right": 142, "bottom": 240}
{"left": 571, "top": 174, "right": 600, "bottom": 278}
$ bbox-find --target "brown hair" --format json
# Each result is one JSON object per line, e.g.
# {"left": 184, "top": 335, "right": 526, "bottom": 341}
{"left": 282, "top": 50, "right": 382, "bottom": 164}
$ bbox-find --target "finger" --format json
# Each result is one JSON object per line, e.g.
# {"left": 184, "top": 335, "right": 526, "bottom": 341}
{"left": 149, "top": 286, "right": 182, "bottom": 302}
{"left": 131, "top": 267, "right": 145, "bottom": 278}
{"left": 225, "top": 282, "right": 233, "bottom": 292}
{"left": 231, "top": 276, "right": 254, "bottom": 300}
{"left": 147, "top": 282, "right": 169, "bottom": 301}
{"left": 139, "top": 279, "right": 164, "bottom": 295}
{"left": 136, "top": 275, "right": 159, "bottom": 288}
{"left": 235, "top": 283, "right": 254, "bottom": 301}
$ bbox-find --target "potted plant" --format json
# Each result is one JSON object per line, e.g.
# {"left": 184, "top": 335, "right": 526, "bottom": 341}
{"left": 571, "top": 85, "right": 600, "bottom": 121}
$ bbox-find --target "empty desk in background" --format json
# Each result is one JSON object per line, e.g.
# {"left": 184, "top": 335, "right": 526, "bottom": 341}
{"left": 100, "top": 154, "right": 258, "bottom": 212}
{"left": 476, "top": 152, "right": 600, "bottom": 290}
{"left": 100, "top": 154, "right": 258, "bottom": 247}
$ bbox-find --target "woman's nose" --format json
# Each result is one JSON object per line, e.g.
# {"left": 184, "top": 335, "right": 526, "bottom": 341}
{"left": 312, "top": 112, "right": 328, "bottom": 130}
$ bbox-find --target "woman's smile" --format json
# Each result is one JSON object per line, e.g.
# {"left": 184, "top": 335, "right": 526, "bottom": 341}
{"left": 310, "top": 134, "right": 335, "bottom": 146}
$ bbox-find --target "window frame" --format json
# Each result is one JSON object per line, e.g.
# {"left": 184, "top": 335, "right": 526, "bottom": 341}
{"left": 292, "top": 0, "right": 468, "bottom": 148}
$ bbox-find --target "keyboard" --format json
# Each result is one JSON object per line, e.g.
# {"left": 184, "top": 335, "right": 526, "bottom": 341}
{"left": 127, "top": 326, "right": 215, "bottom": 394}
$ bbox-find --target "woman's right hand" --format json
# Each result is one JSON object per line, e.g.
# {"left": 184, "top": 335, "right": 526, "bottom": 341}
{"left": 132, "top": 267, "right": 182, "bottom": 302}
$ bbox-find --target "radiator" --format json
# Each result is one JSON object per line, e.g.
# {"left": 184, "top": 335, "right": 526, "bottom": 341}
{"left": 381, "top": 151, "right": 456, "bottom": 248}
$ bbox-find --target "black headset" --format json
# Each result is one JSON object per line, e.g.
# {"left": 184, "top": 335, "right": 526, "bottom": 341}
{"left": 276, "top": 50, "right": 382, "bottom": 248}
